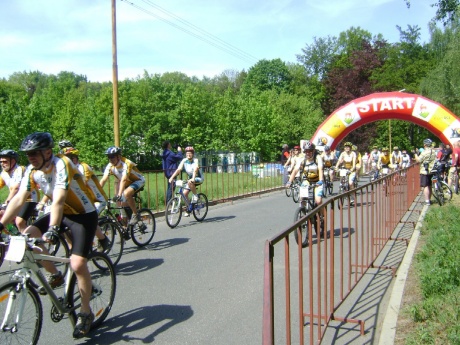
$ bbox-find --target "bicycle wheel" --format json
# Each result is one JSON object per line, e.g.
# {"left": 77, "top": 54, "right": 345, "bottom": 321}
{"left": 130, "top": 208, "right": 155, "bottom": 247}
{"left": 433, "top": 182, "right": 444, "bottom": 206}
{"left": 166, "top": 196, "right": 182, "bottom": 228}
{"left": 292, "top": 185, "right": 300, "bottom": 203}
{"left": 0, "top": 243, "right": 5, "bottom": 268}
{"left": 68, "top": 252, "right": 116, "bottom": 330}
{"left": 0, "top": 280, "right": 43, "bottom": 345}
{"left": 293, "top": 206, "right": 309, "bottom": 248}
{"left": 327, "top": 180, "right": 333, "bottom": 195}
{"left": 192, "top": 193, "right": 208, "bottom": 221}
{"left": 285, "top": 185, "right": 292, "bottom": 197}
{"left": 97, "top": 220, "right": 124, "bottom": 266}
{"left": 441, "top": 181, "right": 453, "bottom": 201}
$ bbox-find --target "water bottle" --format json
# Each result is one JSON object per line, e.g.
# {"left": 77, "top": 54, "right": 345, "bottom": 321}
{"left": 6, "top": 223, "right": 20, "bottom": 236}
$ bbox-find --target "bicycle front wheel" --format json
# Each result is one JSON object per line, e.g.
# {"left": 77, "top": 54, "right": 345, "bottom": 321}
{"left": 97, "top": 220, "right": 124, "bottom": 266}
{"left": 68, "top": 252, "right": 116, "bottom": 330}
{"left": 130, "top": 208, "right": 155, "bottom": 246}
{"left": 292, "top": 185, "right": 300, "bottom": 203}
{"left": 166, "top": 196, "right": 182, "bottom": 228}
{"left": 0, "top": 280, "right": 43, "bottom": 345}
{"left": 192, "top": 193, "right": 208, "bottom": 222}
{"left": 441, "top": 181, "right": 453, "bottom": 201}
{"left": 285, "top": 185, "right": 292, "bottom": 197}
{"left": 293, "top": 206, "right": 309, "bottom": 248}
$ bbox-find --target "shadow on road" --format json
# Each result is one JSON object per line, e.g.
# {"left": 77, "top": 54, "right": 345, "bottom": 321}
{"left": 84, "top": 304, "right": 194, "bottom": 344}
{"left": 115, "top": 257, "right": 164, "bottom": 276}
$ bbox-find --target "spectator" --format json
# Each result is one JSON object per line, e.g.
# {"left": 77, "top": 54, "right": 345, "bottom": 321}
{"left": 414, "top": 139, "right": 436, "bottom": 206}
{"left": 281, "top": 144, "right": 290, "bottom": 184}
{"left": 161, "top": 140, "right": 183, "bottom": 203}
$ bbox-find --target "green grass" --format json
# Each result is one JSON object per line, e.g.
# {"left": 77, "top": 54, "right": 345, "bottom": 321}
{"left": 404, "top": 199, "right": 460, "bottom": 345}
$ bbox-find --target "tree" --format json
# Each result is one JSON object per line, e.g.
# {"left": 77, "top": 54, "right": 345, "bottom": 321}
{"left": 404, "top": 0, "right": 460, "bottom": 25}
{"left": 242, "top": 59, "right": 292, "bottom": 93}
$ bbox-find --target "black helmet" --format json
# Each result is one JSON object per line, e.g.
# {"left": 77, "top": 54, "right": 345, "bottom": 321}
{"left": 20, "top": 132, "right": 54, "bottom": 152}
{"left": 105, "top": 146, "right": 122, "bottom": 155}
{"left": 58, "top": 140, "right": 74, "bottom": 150}
{"left": 303, "top": 141, "right": 315, "bottom": 151}
{"left": 0, "top": 149, "right": 19, "bottom": 160}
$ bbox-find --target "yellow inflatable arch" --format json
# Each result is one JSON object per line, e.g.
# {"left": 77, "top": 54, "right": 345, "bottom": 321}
{"left": 311, "top": 92, "right": 460, "bottom": 150}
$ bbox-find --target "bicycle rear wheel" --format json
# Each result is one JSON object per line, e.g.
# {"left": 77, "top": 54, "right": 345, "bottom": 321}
{"left": 441, "top": 181, "right": 452, "bottom": 201}
{"left": 68, "top": 252, "right": 116, "bottom": 330}
{"left": 0, "top": 280, "right": 43, "bottom": 345}
{"left": 166, "top": 196, "right": 182, "bottom": 228}
{"left": 130, "top": 208, "right": 155, "bottom": 246}
{"left": 192, "top": 193, "right": 208, "bottom": 221}
{"left": 97, "top": 219, "right": 124, "bottom": 266}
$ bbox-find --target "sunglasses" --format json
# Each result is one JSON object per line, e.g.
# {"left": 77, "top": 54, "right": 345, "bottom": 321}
{"left": 0, "top": 160, "right": 8, "bottom": 164}
{"left": 107, "top": 155, "right": 117, "bottom": 159}
{"left": 25, "top": 151, "right": 40, "bottom": 157}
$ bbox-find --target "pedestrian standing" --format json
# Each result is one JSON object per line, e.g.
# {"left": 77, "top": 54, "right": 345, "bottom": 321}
{"left": 161, "top": 141, "right": 183, "bottom": 202}
{"left": 414, "top": 138, "right": 436, "bottom": 206}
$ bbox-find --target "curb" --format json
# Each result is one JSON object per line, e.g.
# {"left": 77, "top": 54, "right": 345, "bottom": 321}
{"left": 378, "top": 203, "right": 428, "bottom": 345}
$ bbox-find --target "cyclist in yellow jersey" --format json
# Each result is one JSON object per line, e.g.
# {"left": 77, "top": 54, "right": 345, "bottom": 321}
{"left": 62, "top": 147, "right": 111, "bottom": 251}
{"left": 100, "top": 146, "right": 145, "bottom": 225}
{"left": 378, "top": 147, "right": 392, "bottom": 174}
{"left": 352, "top": 145, "right": 362, "bottom": 182}
{"left": 335, "top": 141, "right": 356, "bottom": 190}
{"left": 321, "top": 145, "right": 336, "bottom": 184}
{"left": 0, "top": 149, "right": 40, "bottom": 231}
{"left": 0, "top": 132, "right": 98, "bottom": 338}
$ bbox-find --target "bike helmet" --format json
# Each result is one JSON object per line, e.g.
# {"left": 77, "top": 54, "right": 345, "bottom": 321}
{"left": 0, "top": 149, "right": 19, "bottom": 160}
{"left": 20, "top": 132, "right": 54, "bottom": 152}
{"left": 352, "top": 145, "right": 357, "bottom": 151}
{"left": 343, "top": 142, "right": 353, "bottom": 148}
{"left": 324, "top": 145, "right": 330, "bottom": 151}
{"left": 62, "top": 147, "right": 79, "bottom": 156}
{"left": 185, "top": 146, "right": 195, "bottom": 153}
{"left": 393, "top": 146, "right": 399, "bottom": 150}
{"left": 293, "top": 145, "right": 300, "bottom": 150}
{"left": 382, "top": 147, "right": 389, "bottom": 151}
{"left": 303, "top": 141, "right": 315, "bottom": 151}
{"left": 105, "top": 146, "right": 122, "bottom": 155}
{"left": 423, "top": 138, "right": 432, "bottom": 146}
{"left": 58, "top": 140, "right": 74, "bottom": 150}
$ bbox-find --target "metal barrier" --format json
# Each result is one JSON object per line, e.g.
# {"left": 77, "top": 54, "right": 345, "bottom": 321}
{"left": 101, "top": 162, "right": 285, "bottom": 213}
{"left": 262, "top": 164, "right": 421, "bottom": 344}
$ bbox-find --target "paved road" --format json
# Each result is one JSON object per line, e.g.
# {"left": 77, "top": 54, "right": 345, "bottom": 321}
{"left": 0, "top": 177, "right": 421, "bottom": 345}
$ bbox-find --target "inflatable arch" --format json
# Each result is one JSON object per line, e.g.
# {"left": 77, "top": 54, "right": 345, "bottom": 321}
{"left": 311, "top": 92, "right": 460, "bottom": 150}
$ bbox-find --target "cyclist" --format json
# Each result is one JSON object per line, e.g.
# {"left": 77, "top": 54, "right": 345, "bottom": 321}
{"left": 368, "top": 146, "right": 380, "bottom": 178}
{"left": 415, "top": 139, "right": 436, "bottom": 206}
{"left": 335, "top": 141, "right": 356, "bottom": 191}
{"left": 448, "top": 140, "right": 460, "bottom": 189}
{"left": 168, "top": 146, "right": 204, "bottom": 216}
{"left": 401, "top": 149, "right": 411, "bottom": 169}
{"left": 61, "top": 147, "right": 111, "bottom": 251}
{"left": 292, "top": 141, "right": 324, "bottom": 204}
{"left": 100, "top": 146, "right": 145, "bottom": 225}
{"left": 285, "top": 145, "right": 304, "bottom": 187}
{"left": 321, "top": 145, "right": 336, "bottom": 187}
{"left": 0, "top": 132, "right": 98, "bottom": 338}
{"left": 378, "top": 147, "right": 392, "bottom": 174}
{"left": 0, "top": 149, "right": 40, "bottom": 231}
{"left": 352, "top": 145, "right": 361, "bottom": 182}
{"left": 58, "top": 139, "right": 74, "bottom": 153}
{"left": 391, "top": 146, "right": 402, "bottom": 171}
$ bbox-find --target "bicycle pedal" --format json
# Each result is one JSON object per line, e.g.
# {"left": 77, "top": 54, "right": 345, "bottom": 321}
{"left": 122, "top": 231, "right": 131, "bottom": 240}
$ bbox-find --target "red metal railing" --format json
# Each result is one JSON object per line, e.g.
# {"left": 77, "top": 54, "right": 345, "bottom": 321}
{"left": 262, "top": 164, "right": 420, "bottom": 344}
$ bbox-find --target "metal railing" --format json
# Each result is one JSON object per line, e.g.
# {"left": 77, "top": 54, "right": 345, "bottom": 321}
{"left": 262, "top": 164, "right": 420, "bottom": 344}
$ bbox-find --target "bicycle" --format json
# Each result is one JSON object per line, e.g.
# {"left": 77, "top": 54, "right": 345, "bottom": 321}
{"left": 0, "top": 235, "right": 116, "bottom": 344}
{"left": 97, "top": 195, "right": 156, "bottom": 265}
{"left": 337, "top": 167, "right": 355, "bottom": 208}
{"left": 380, "top": 165, "right": 391, "bottom": 196}
{"left": 293, "top": 180, "right": 324, "bottom": 248}
{"left": 369, "top": 162, "right": 379, "bottom": 181}
{"left": 430, "top": 164, "right": 452, "bottom": 206}
{"left": 323, "top": 167, "right": 334, "bottom": 196}
{"left": 165, "top": 180, "right": 209, "bottom": 228}
{"left": 290, "top": 177, "right": 302, "bottom": 203}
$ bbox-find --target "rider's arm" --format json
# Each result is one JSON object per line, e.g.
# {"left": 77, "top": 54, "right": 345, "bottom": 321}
{"left": 335, "top": 154, "right": 343, "bottom": 170}
{"left": 48, "top": 188, "right": 66, "bottom": 228}
{"left": 169, "top": 160, "right": 184, "bottom": 182}
{"left": 4, "top": 182, "right": 20, "bottom": 205}
{"left": 0, "top": 189, "right": 30, "bottom": 227}
{"left": 351, "top": 153, "right": 356, "bottom": 171}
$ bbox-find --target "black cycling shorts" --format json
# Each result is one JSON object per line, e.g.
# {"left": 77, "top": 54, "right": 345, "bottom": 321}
{"left": 17, "top": 201, "right": 38, "bottom": 221}
{"left": 33, "top": 211, "right": 98, "bottom": 258}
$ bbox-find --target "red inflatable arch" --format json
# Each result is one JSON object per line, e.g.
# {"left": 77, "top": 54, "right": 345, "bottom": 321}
{"left": 311, "top": 92, "right": 460, "bottom": 150}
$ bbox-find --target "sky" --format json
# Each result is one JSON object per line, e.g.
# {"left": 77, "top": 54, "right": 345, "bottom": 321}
{"left": 0, "top": 0, "right": 439, "bottom": 82}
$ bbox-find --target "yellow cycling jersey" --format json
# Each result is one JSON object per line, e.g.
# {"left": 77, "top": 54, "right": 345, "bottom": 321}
{"left": 0, "top": 164, "right": 39, "bottom": 202}
{"left": 380, "top": 154, "right": 391, "bottom": 165}
{"left": 20, "top": 154, "right": 95, "bottom": 215}
{"left": 77, "top": 162, "right": 108, "bottom": 203}
{"left": 102, "top": 156, "right": 145, "bottom": 184}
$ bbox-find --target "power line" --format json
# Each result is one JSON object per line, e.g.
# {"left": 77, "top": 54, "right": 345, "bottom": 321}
{"left": 119, "top": 0, "right": 259, "bottom": 65}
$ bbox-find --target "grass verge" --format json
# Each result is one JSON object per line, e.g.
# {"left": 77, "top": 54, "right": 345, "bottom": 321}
{"left": 395, "top": 194, "right": 460, "bottom": 345}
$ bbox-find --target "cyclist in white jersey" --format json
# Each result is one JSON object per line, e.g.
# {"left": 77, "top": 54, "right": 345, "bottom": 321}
{"left": 401, "top": 149, "right": 411, "bottom": 169}
{"left": 391, "top": 146, "right": 402, "bottom": 170}
{"left": 321, "top": 145, "right": 336, "bottom": 184}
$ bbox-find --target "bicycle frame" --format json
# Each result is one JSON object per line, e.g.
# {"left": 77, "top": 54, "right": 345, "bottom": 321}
{"left": 1, "top": 237, "right": 77, "bottom": 326}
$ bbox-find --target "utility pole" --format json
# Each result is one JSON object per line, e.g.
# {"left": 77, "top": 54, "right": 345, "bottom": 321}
{"left": 112, "top": 0, "right": 120, "bottom": 147}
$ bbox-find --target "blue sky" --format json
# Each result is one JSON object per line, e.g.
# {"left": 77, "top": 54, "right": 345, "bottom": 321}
{"left": 0, "top": 0, "right": 438, "bottom": 82}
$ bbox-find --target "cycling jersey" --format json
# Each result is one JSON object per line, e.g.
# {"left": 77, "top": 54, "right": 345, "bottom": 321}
{"left": 401, "top": 154, "right": 410, "bottom": 167}
{"left": 102, "top": 156, "right": 145, "bottom": 184}
{"left": 379, "top": 154, "right": 391, "bottom": 165}
{"left": 338, "top": 152, "right": 356, "bottom": 170}
{"left": 178, "top": 157, "right": 204, "bottom": 181}
{"left": 76, "top": 162, "right": 108, "bottom": 203}
{"left": 370, "top": 151, "right": 380, "bottom": 163}
{"left": 391, "top": 151, "right": 402, "bottom": 165}
{"left": 20, "top": 154, "right": 95, "bottom": 215}
{"left": 321, "top": 152, "right": 336, "bottom": 168}
{"left": 301, "top": 155, "right": 323, "bottom": 182}
{"left": 0, "top": 164, "right": 38, "bottom": 202}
